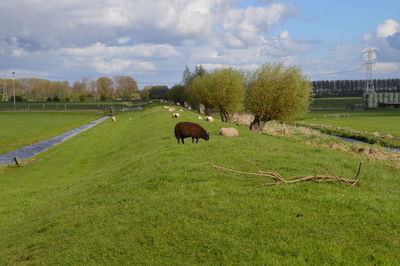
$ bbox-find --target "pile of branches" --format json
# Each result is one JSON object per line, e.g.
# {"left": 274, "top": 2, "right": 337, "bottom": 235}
{"left": 200, "top": 162, "right": 362, "bottom": 186}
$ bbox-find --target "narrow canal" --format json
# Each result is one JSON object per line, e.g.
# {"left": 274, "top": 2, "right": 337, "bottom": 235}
{"left": 0, "top": 116, "right": 109, "bottom": 165}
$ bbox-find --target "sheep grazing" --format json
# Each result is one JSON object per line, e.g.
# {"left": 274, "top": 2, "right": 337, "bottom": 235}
{"left": 163, "top": 106, "right": 169, "bottom": 109}
{"left": 111, "top": 116, "right": 116, "bottom": 122}
{"left": 205, "top": 116, "right": 214, "bottom": 122}
{"left": 172, "top": 113, "right": 180, "bottom": 118}
{"left": 168, "top": 107, "right": 176, "bottom": 112}
{"left": 219, "top": 127, "right": 239, "bottom": 137}
{"left": 174, "top": 122, "right": 209, "bottom": 144}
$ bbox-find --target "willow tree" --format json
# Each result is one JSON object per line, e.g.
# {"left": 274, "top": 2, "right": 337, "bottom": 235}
{"left": 246, "top": 64, "right": 312, "bottom": 132}
{"left": 186, "top": 73, "right": 214, "bottom": 115}
{"left": 209, "top": 68, "right": 245, "bottom": 122}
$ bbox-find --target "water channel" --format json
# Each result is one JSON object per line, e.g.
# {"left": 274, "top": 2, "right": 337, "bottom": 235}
{"left": 0, "top": 116, "right": 109, "bottom": 166}
{"left": 327, "top": 134, "right": 400, "bottom": 153}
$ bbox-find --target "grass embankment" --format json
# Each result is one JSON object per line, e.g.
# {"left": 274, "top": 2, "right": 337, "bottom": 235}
{"left": 298, "top": 109, "right": 400, "bottom": 148}
{"left": 0, "top": 112, "right": 103, "bottom": 154}
{"left": 0, "top": 107, "right": 399, "bottom": 264}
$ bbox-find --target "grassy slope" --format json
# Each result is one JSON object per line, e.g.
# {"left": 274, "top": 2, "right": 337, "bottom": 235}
{"left": 0, "top": 112, "right": 102, "bottom": 154}
{"left": 0, "top": 107, "right": 399, "bottom": 264}
{"left": 300, "top": 110, "right": 400, "bottom": 137}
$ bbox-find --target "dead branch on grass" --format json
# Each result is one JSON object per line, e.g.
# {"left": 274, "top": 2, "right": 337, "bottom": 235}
{"left": 199, "top": 161, "right": 362, "bottom": 186}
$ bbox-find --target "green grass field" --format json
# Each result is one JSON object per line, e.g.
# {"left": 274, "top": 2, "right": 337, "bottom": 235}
{"left": 0, "top": 112, "right": 102, "bottom": 154}
{"left": 300, "top": 109, "right": 400, "bottom": 137}
{"left": 0, "top": 106, "right": 399, "bottom": 264}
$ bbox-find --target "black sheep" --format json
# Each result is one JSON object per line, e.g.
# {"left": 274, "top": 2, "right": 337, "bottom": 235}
{"left": 174, "top": 122, "right": 209, "bottom": 144}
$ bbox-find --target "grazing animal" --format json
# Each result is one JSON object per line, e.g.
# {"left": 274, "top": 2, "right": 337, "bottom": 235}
{"left": 172, "top": 113, "right": 180, "bottom": 118}
{"left": 111, "top": 116, "right": 116, "bottom": 122}
{"left": 174, "top": 122, "right": 209, "bottom": 144}
{"left": 205, "top": 116, "right": 214, "bottom": 122}
{"left": 219, "top": 127, "right": 239, "bottom": 137}
{"left": 168, "top": 107, "right": 176, "bottom": 112}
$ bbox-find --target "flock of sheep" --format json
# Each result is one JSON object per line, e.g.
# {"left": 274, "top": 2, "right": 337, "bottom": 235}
{"left": 163, "top": 105, "right": 239, "bottom": 143}
{"left": 109, "top": 105, "right": 239, "bottom": 144}
{"left": 163, "top": 105, "right": 214, "bottom": 122}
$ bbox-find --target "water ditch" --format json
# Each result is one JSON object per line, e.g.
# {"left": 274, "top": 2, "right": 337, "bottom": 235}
{"left": 0, "top": 116, "right": 109, "bottom": 166}
{"left": 326, "top": 134, "right": 400, "bottom": 153}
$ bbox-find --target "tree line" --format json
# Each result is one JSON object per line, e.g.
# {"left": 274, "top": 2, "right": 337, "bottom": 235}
{"left": 312, "top": 79, "right": 400, "bottom": 97}
{"left": 168, "top": 64, "right": 312, "bottom": 132}
{"left": 0, "top": 76, "right": 139, "bottom": 102}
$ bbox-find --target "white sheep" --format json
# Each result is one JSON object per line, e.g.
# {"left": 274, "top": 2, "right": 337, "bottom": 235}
{"left": 172, "top": 113, "right": 180, "bottom": 118}
{"left": 168, "top": 107, "right": 176, "bottom": 112}
{"left": 205, "top": 116, "right": 214, "bottom": 122}
{"left": 111, "top": 116, "right": 116, "bottom": 122}
{"left": 163, "top": 106, "right": 169, "bottom": 109}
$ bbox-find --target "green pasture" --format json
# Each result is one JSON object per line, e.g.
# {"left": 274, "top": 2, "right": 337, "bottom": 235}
{"left": 0, "top": 106, "right": 399, "bottom": 264}
{"left": 300, "top": 109, "right": 400, "bottom": 138}
{"left": 0, "top": 112, "right": 102, "bottom": 154}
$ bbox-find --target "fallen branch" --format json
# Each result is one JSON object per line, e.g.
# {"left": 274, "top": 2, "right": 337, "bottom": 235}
{"left": 199, "top": 162, "right": 362, "bottom": 186}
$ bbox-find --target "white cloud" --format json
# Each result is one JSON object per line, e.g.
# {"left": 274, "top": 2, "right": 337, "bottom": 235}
{"left": 90, "top": 58, "right": 156, "bottom": 74}
{"left": 59, "top": 42, "right": 179, "bottom": 58}
{"left": 222, "top": 4, "right": 298, "bottom": 45}
{"left": 0, "top": 0, "right": 318, "bottom": 85}
{"left": 364, "top": 19, "right": 400, "bottom": 63}
{"left": 377, "top": 19, "right": 400, "bottom": 38}
{"left": 117, "top": 37, "right": 130, "bottom": 44}
{"left": 0, "top": 37, "right": 29, "bottom": 57}
{"left": 375, "top": 62, "right": 400, "bottom": 73}
{"left": 280, "top": 30, "right": 290, "bottom": 39}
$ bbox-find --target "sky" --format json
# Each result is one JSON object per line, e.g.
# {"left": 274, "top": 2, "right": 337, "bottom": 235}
{"left": 1, "top": 0, "right": 400, "bottom": 88}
